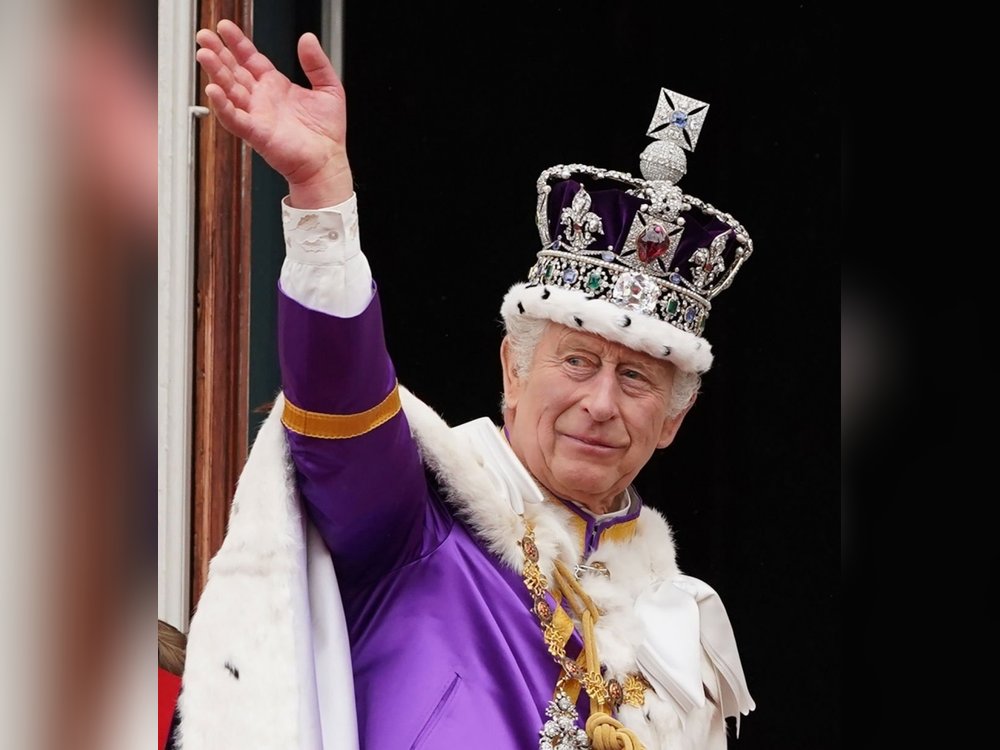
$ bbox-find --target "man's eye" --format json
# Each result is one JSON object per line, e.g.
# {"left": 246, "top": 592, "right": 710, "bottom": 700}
{"left": 622, "top": 370, "right": 644, "bottom": 381}
{"left": 566, "top": 355, "right": 598, "bottom": 369}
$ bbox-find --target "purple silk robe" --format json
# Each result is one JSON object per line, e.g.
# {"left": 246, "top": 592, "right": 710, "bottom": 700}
{"left": 279, "top": 289, "right": 644, "bottom": 750}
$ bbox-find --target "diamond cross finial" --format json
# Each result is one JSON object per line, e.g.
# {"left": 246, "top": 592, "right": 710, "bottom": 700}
{"left": 646, "top": 88, "right": 710, "bottom": 153}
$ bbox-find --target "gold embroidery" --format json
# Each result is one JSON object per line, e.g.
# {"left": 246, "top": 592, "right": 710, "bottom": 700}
{"left": 281, "top": 383, "right": 401, "bottom": 439}
{"left": 564, "top": 511, "right": 589, "bottom": 551}
{"left": 598, "top": 518, "right": 638, "bottom": 546}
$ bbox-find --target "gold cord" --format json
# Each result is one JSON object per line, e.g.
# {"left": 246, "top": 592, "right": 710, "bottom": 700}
{"left": 523, "top": 529, "right": 647, "bottom": 749}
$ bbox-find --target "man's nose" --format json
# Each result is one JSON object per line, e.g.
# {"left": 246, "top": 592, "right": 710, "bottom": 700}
{"left": 582, "top": 366, "right": 620, "bottom": 422}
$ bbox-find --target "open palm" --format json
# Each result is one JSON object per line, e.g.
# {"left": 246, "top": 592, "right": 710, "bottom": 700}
{"left": 195, "top": 20, "right": 347, "bottom": 187}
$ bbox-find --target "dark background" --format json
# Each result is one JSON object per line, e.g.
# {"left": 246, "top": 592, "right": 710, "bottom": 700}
{"left": 249, "top": 2, "right": 839, "bottom": 747}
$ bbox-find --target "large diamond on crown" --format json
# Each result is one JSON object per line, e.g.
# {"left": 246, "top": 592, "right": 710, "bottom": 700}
{"left": 610, "top": 272, "right": 660, "bottom": 315}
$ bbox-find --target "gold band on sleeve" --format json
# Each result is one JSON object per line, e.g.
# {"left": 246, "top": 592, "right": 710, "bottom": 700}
{"left": 281, "top": 382, "right": 402, "bottom": 439}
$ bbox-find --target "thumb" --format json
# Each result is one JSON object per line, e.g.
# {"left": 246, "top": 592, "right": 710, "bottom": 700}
{"left": 297, "top": 32, "right": 341, "bottom": 91}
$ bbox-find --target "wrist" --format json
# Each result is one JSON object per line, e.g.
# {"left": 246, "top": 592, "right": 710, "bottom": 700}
{"left": 287, "top": 160, "right": 354, "bottom": 209}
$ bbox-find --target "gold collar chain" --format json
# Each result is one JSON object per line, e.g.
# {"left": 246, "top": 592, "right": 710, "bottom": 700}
{"left": 520, "top": 521, "right": 649, "bottom": 750}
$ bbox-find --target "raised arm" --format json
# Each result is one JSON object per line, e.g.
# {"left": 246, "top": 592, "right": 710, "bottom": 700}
{"left": 195, "top": 23, "right": 443, "bottom": 586}
{"left": 195, "top": 20, "right": 350, "bottom": 208}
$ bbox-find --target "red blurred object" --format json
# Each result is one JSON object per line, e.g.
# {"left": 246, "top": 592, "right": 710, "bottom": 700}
{"left": 158, "top": 667, "right": 182, "bottom": 750}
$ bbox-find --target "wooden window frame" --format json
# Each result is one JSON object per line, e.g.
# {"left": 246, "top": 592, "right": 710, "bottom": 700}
{"left": 191, "top": 0, "right": 254, "bottom": 610}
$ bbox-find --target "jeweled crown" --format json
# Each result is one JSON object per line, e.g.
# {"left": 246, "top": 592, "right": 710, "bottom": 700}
{"left": 502, "top": 88, "right": 754, "bottom": 374}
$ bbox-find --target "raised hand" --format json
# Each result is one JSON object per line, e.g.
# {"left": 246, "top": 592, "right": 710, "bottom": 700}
{"left": 195, "top": 20, "right": 352, "bottom": 208}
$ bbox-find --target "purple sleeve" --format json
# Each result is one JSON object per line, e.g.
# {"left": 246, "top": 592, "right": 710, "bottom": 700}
{"left": 278, "top": 286, "right": 449, "bottom": 585}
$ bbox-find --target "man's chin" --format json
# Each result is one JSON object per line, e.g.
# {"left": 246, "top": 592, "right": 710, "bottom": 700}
{"left": 550, "top": 466, "right": 619, "bottom": 503}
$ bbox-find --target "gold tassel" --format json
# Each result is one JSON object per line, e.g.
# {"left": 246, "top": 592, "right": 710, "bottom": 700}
{"left": 586, "top": 712, "right": 643, "bottom": 750}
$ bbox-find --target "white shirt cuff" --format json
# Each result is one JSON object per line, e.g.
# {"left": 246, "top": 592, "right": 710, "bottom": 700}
{"left": 279, "top": 193, "right": 374, "bottom": 317}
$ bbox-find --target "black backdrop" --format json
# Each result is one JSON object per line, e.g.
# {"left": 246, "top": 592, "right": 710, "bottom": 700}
{"left": 249, "top": 2, "right": 839, "bottom": 747}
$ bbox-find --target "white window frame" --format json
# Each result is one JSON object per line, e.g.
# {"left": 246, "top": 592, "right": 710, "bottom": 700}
{"left": 157, "top": 0, "right": 199, "bottom": 631}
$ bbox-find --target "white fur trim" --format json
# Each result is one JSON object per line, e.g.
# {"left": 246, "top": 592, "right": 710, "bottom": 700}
{"left": 500, "top": 282, "right": 714, "bottom": 374}
{"left": 177, "top": 396, "right": 358, "bottom": 750}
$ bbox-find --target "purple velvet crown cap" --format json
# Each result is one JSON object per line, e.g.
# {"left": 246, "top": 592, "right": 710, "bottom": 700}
{"left": 545, "top": 178, "right": 741, "bottom": 283}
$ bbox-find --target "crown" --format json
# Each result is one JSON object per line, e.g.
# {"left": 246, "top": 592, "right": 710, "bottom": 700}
{"left": 500, "top": 88, "right": 753, "bottom": 375}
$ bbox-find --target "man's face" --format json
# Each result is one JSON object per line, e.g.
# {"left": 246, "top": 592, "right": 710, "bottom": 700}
{"left": 501, "top": 323, "right": 691, "bottom": 513}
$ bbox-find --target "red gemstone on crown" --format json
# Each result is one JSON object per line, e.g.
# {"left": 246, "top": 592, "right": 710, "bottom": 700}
{"left": 636, "top": 224, "right": 670, "bottom": 264}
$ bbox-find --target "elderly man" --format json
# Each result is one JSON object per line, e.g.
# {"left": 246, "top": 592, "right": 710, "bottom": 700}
{"left": 181, "top": 21, "right": 754, "bottom": 750}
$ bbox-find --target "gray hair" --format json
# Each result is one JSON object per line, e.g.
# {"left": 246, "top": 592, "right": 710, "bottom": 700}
{"left": 502, "top": 316, "right": 700, "bottom": 419}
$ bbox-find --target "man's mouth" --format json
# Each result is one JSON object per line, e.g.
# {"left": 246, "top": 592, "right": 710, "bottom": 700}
{"left": 563, "top": 433, "right": 623, "bottom": 450}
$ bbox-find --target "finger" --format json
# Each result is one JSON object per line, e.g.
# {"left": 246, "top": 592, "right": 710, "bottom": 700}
{"left": 195, "top": 28, "right": 222, "bottom": 50}
{"left": 195, "top": 49, "right": 252, "bottom": 110}
{"left": 216, "top": 19, "right": 275, "bottom": 80}
{"left": 213, "top": 39, "right": 257, "bottom": 90}
{"left": 195, "top": 47, "right": 233, "bottom": 87}
{"left": 297, "top": 32, "right": 342, "bottom": 91}
{"left": 195, "top": 29, "right": 255, "bottom": 90}
{"left": 205, "top": 83, "right": 254, "bottom": 139}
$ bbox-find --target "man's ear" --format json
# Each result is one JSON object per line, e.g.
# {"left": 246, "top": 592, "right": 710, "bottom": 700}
{"left": 657, "top": 392, "right": 697, "bottom": 449}
{"left": 500, "top": 336, "right": 522, "bottom": 411}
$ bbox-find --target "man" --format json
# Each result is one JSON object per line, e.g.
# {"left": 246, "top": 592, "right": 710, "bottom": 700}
{"left": 180, "top": 20, "right": 754, "bottom": 750}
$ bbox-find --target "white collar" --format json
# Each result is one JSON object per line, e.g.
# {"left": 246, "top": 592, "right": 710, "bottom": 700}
{"left": 563, "top": 488, "right": 633, "bottom": 522}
